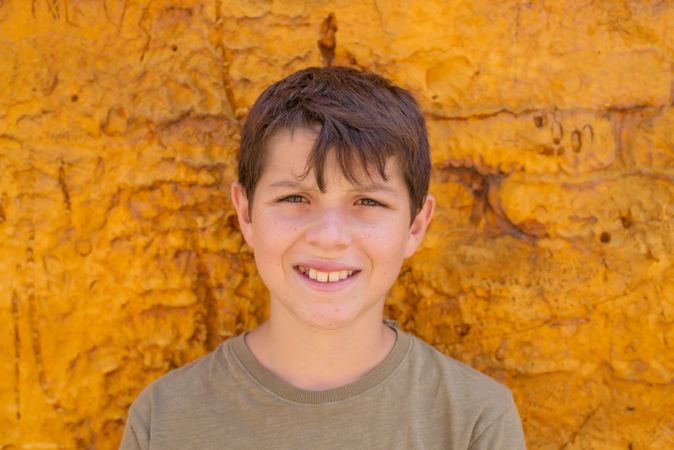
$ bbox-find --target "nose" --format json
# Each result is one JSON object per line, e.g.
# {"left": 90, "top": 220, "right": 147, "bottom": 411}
{"left": 304, "top": 207, "right": 352, "bottom": 250}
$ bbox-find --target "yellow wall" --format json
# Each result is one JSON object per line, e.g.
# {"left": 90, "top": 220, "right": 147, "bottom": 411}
{"left": 1, "top": 0, "right": 673, "bottom": 448}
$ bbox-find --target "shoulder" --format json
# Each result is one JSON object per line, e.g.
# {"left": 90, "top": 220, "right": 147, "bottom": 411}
{"left": 144, "top": 346, "right": 221, "bottom": 400}
{"left": 400, "top": 332, "right": 525, "bottom": 448}
{"left": 121, "top": 339, "right": 237, "bottom": 448}
{"left": 406, "top": 332, "right": 512, "bottom": 400}
{"left": 402, "top": 332, "right": 517, "bottom": 422}
{"left": 126, "top": 338, "right": 235, "bottom": 421}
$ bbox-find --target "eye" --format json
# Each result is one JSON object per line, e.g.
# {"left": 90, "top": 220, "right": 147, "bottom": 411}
{"left": 279, "top": 194, "right": 307, "bottom": 203}
{"left": 356, "top": 197, "right": 386, "bottom": 207}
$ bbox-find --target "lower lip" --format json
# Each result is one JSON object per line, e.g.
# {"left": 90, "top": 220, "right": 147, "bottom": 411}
{"left": 294, "top": 268, "right": 360, "bottom": 292}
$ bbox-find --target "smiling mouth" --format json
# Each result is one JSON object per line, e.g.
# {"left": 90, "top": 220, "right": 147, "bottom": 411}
{"left": 295, "top": 265, "right": 359, "bottom": 283}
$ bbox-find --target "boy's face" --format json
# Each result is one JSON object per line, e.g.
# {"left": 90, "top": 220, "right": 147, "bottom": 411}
{"left": 231, "top": 127, "right": 434, "bottom": 331}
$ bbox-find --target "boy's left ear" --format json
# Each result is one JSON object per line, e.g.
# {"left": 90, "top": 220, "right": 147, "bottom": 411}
{"left": 404, "top": 194, "right": 435, "bottom": 258}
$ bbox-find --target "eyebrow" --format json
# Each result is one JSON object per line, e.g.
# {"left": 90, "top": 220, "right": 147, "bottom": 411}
{"left": 266, "top": 179, "right": 311, "bottom": 190}
{"left": 266, "top": 179, "right": 397, "bottom": 195}
{"left": 351, "top": 182, "right": 397, "bottom": 195}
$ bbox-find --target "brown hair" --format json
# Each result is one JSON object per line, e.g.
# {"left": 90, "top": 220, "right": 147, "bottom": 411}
{"left": 238, "top": 66, "right": 430, "bottom": 219}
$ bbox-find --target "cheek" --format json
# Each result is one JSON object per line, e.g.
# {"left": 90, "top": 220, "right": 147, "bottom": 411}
{"left": 262, "top": 208, "right": 306, "bottom": 229}
{"left": 253, "top": 210, "right": 301, "bottom": 232}
{"left": 359, "top": 220, "right": 409, "bottom": 247}
{"left": 358, "top": 223, "right": 409, "bottom": 267}
{"left": 252, "top": 214, "right": 304, "bottom": 252}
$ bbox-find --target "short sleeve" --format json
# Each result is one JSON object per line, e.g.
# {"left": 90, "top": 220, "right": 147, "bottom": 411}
{"left": 118, "top": 390, "right": 151, "bottom": 450}
{"left": 468, "top": 396, "right": 526, "bottom": 450}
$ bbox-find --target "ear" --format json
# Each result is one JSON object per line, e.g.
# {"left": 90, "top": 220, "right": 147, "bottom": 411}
{"left": 231, "top": 182, "right": 255, "bottom": 248}
{"left": 404, "top": 194, "right": 435, "bottom": 258}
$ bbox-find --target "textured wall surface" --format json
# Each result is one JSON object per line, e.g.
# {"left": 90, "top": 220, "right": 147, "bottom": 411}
{"left": 1, "top": 0, "right": 673, "bottom": 448}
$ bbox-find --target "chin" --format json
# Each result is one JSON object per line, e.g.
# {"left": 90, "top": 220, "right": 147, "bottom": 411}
{"left": 297, "top": 304, "right": 372, "bottom": 331}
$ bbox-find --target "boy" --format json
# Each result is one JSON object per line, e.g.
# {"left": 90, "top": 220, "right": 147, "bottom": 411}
{"left": 120, "top": 67, "right": 526, "bottom": 449}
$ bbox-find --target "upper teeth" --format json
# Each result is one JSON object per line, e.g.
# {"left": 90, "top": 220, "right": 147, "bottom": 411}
{"left": 298, "top": 266, "right": 354, "bottom": 283}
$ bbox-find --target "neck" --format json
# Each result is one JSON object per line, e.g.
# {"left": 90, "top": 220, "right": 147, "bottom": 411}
{"left": 245, "top": 311, "right": 396, "bottom": 391}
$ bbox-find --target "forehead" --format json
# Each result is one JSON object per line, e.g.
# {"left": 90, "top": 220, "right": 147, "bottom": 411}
{"left": 261, "top": 127, "right": 403, "bottom": 187}
{"left": 263, "top": 127, "right": 316, "bottom": 174}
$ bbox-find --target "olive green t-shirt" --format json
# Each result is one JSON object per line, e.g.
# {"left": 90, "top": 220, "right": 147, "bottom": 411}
{"left": 120, "top": 329, "right": 526, "bottom": 449}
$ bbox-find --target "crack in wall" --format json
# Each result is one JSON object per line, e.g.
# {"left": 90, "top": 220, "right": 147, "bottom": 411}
{"left": 428, "top": 104, "right": 670, "bottom": 122}
{"left": 450, "top": 276, "right": 656, "bottom": 348}
{"left": 58, "top": 158, "right": 71, "bottom": 212}
{"left": 23, "top": 145, "right": 61, "bottom": 414}
{"left": 560, "top": 407, "right": 599, "bottom": 449}
{"left": 46, "top": 0, "right": 60, "bottom": 20}
{"left": 115, "top": 0, "right": 129, "bottom": 34}
{"left": 194, "top": 256, "right": 219, "bottom": 351}
{"left": 318, "top": 13, "right": 337, "bottom": 67}
{"left": 138, "top": 1, "right": 155, "bottom": 61}
{"left": 11, "top": 290, "right": 21, "bottom": 420}
{"left": 610, "top": 109, "right": 629, "bottom": 170}
{"left": 25, "top": 226, "right": 57, "bottom": 408}
{"left": 103, "top": 0, "right": 112, "bottom": 24}
{"left": 434, "top": 164, "right": 542, "bottom": 242}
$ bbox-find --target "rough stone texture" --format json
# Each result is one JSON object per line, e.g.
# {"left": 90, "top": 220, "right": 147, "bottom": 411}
{"left": 0, "top": 0, "right": 672, "bottom": 448}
